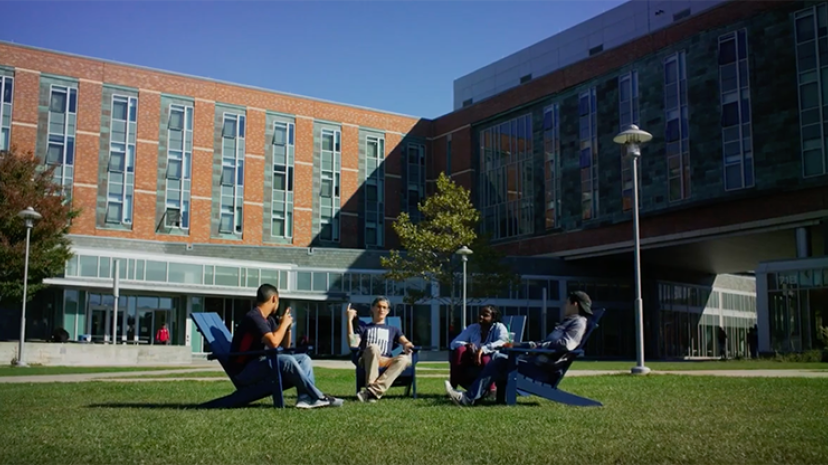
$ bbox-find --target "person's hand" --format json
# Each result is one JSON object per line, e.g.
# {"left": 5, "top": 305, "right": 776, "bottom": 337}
{"left": 403, "top": 342, "right": 415, "bottom": 355}
{"left": 466, "top": 343, "right": 478, "bottom": 352}
{"left": 280, "top": 308, "right": 294, "bottom": 329}
{"left": 527, "top": 341, "right": 538, "bottom": 349}
{"left": 345, "top": 304, "right": 356, "bottom": 320}
{"left": 474, "top": 348, "right": 484, "bottom": 366}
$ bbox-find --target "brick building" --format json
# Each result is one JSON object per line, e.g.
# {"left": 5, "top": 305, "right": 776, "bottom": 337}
{"left": 0, "top": 0, "right": 825, "bottom": 360}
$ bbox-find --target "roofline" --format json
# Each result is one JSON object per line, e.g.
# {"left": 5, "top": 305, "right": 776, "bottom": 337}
{"left": 0, "top": 40, "right": 425, "bottom": 121}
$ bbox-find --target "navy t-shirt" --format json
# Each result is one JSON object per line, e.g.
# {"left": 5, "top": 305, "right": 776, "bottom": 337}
{"left": 227, "top": 309, "right": 274, "bottom": 376}
{"left": 358, "top": 322, "right": 403, "bottom": 358}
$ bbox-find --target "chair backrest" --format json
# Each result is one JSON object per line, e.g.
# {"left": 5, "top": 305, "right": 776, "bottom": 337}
{"left": 502, "top": 315, "right": 527, "bottom": 343}
{"left": 546, "top": 308, "right": 605, "bottom": 388}
{"left": 192, "top": 312, "right": 235, "bottom": 375}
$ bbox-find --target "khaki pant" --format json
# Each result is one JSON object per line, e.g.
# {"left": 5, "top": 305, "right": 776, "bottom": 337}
{"left": 359, "top": 343, "right": 412, "bottom": 399}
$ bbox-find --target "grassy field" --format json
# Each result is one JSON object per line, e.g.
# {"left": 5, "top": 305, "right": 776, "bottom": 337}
{"left": 0, "top": 366, "right": 194, "bottom": 377}
{"left": 0, "top": 369, "right": 826, "bottom": 465}
{"left": 419, "top": 360, "right": 828, "bottom": 371}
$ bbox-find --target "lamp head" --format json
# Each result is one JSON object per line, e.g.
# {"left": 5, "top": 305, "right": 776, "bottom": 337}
{"left": 613, "top": 124, "right": 653, "bottom": 145}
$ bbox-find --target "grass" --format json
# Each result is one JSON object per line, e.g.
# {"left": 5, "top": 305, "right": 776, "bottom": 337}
{"left": 0, "top": 369, "right": 826, "bottom": 464}
{"left": 0, "top": 366, "right": 194, "bottom": 377}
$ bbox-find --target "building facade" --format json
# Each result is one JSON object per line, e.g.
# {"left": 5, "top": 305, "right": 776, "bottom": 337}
{"left": 5, "top": 0, "right": 827, "bottom": 359}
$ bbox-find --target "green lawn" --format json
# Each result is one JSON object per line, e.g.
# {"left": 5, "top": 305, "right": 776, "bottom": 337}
{"left": 0, "top": 369, "right": 826, "bottom": 464}
{"left": 0, "top": 366, "right": 194, "bottom": 377}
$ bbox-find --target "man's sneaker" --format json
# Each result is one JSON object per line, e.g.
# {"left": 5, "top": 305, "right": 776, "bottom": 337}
{"left": 295, "top": 397, "right": 330, "bottom": 409}
{"left": 324, "top": 396, "right": 344, "bottom": 407}
{"left": 444, "top": 380, "right": 469, "bottom": 406}
{"left": 356, "top": 389, "right": 377, "bottom": 403}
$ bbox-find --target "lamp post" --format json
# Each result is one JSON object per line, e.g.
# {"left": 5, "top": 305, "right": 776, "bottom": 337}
{"left": 15, "top": 207, "right": 42, "bottom": 367}
{"left": 613, "top": 124, "right": 652, "bottom": 375}
{"left": 455, "top": 246, "right": 473, "bottom": 330}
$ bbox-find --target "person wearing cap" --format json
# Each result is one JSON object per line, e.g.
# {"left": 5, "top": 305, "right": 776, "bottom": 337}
{"left": 444, "top": 290, "right": 593, "bottom": 407}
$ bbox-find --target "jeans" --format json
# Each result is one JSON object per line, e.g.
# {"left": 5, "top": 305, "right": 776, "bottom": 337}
{"left": 464, "top": 352, "right": 509, "bottom": 403}
{"left": 235, "top": 353, "right": 325, "bottom": 403}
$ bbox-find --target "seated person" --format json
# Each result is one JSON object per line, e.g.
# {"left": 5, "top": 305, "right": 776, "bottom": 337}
{"left": 228, "top": 284, "right": 344, "bottom": 409}
{"left": 347, "top": 297, "right": 415, "bottom": 403}
{"left": 449, "top": 305, "right": 508, "bottom": 390}
{"left": 444, "top": 291, "right": 593, "bottom": 407}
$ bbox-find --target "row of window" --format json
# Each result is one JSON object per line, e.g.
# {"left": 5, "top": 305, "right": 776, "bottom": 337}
{"left": 479, "top": 28, "right": 762, "bottom": 240}
{"left": 8, "top": 80, "right": 428, "bottom": 246}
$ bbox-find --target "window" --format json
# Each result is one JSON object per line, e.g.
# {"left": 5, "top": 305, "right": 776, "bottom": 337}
{"left": 580, "top": 87, "right": 598, "bottom": 220}
{"left": 478, "top": 113, "right": 534, "bottom": 239}
{"left": 719, "top": 30, "right": 754, "bottom": 190}
{"left": 319, "top": 128, "right": 341, "bottom": 242}
{"left": 664, "top": 52, "right": 690, "bottom": 201}
{"left": 619, "top": 71, "right": 640, "bottom": 211}
{"left": 543, "top": 104, "right": 560, "bottom": 228}
{"left": 271, "top": 121, "right": 295, "bottom": 238}
{"left": 405, "top": 142, "right": 425, "bottom": 223}
{"left": 795, "top": 4, "right": 828, "bottom": 178}
{"left": 105, "top": 95, "right": 137, "bottom": 226}
{"left": 0, "top": 76, "right": 12, "bottom": 151}
{"left": 46, "top": 85, "right": 77, "bottom": 200}
{"left": 365, "top": 135, "right": 385, "bottom": 247}
{"left": 220, "top": 113, "right": 245, "bottom": 235}
{"left": 165, "top": 104, "right": 193, "bottom": 230}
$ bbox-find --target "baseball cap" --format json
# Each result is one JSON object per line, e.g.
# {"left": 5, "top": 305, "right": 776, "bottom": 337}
{"left": 569, "top": 291, "right": 593, "bottom": 315}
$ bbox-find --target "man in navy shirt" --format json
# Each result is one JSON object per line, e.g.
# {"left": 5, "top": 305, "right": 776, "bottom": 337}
{"left": 229, "top": 284, "right": 344, "bottom": 409}
{"left": 346, "top": 296, "right": 415, "bottom": 403}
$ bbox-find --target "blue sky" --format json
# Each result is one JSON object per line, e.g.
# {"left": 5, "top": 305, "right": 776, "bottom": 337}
{"left": 3, "top": 1, "right": 626, "bottom": 118}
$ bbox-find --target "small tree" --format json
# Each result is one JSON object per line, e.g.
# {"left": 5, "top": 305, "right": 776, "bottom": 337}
{"left": 0, "top": 148, "right": 80, "bottom": 303}
{"left": 381, "top": 172, "right": 519, "bottom": 308}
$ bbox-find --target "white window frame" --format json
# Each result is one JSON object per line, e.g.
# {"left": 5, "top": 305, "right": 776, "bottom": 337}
{"left": 319, "top": 128, "right": 341, "bottom": 242}
{"left": 795, "top": 5, "right": 828, "bottom": 178}
{"left": 105, "top": 94, "right": 137, "bottom": 225}
{"left": 271, "top": 121, "right": 295, "bottom": 239}
{"left": 219, "top": 112, "right": 245, "bottom": 235}
{"left": 719, "top": 29, "right": 754, "bottom": 191}
{"left": 46, "top": 84, "right": 77, "bottom": 199}
{"left": 164, "top": 103, "right": 193, "bottom": 230}
{"left": 0, "top": 76, "right": 13, "bottom": 151}
{"left": 365, "top": 135, "right": 385, "bottom": 247}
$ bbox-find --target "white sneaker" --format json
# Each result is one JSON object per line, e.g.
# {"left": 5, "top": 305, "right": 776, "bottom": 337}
{"left": 295, "top": 398, "right": 330, "bottom": 409}
{"left": 444, "top": 380, "right": 468, "bottom": 406}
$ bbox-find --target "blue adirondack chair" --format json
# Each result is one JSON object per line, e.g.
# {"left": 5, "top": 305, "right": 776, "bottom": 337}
{"left": 502, "top": 309, "right": 606, "bottom": 407}
{"left": 449, "top": 314, "right": 527, "bottom": 390}
{"left": 192, "top": 312, "right": 291, "bottom": 409}
{"left": 350, "top": 316, "right": 420, "bottom": 398}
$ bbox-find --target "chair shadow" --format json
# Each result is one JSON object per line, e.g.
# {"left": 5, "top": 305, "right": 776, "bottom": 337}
{"left": 87, "top": 402, "right": 279, "bottom": 410}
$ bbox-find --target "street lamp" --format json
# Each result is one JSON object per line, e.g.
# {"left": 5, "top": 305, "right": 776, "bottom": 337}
{"left": 613, "top": 124, "right": 652, "bottom": 375}
{"left": 15, "top": 207, "right": 42, "bottom": 367}
{"left": 455, "top": 245, "right": 473, "bottom": 330}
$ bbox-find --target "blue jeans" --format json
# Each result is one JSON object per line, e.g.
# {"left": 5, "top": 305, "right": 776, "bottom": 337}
{"left": 235, "top": 353, "right": 325, "bottom": 402}
{"left": 464, "top": 352, "right": 509, "bottom": 403}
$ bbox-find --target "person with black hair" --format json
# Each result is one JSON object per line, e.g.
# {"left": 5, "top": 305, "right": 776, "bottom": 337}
{"left": 445, "top": 291, "right": 593, "bottom": 407}
{"left": 228, "top": 283, "right": 344, "bottom": 409}
{"left": 449, "top": 305, "right": 509, "bottom": 389}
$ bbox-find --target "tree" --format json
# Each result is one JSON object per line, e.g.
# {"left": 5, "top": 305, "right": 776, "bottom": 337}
{"left": 381, "top": 172, "right": 519, "bottom": 307}
{"left": 0, "top": 148, "right": 80, "bottom": 303}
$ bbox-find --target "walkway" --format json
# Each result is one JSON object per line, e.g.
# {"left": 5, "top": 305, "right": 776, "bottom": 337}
{"left": 0, "top": 360, "right": 826, "bottom": 384}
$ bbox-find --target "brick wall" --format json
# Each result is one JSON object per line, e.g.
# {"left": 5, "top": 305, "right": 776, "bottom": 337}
{"left": 1, "top": 42, "right": 425, "bottom": 250}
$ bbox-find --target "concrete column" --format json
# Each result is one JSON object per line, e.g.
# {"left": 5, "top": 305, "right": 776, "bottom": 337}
{"left": 796, "top": 227, "right": 811, "bottom": 258}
